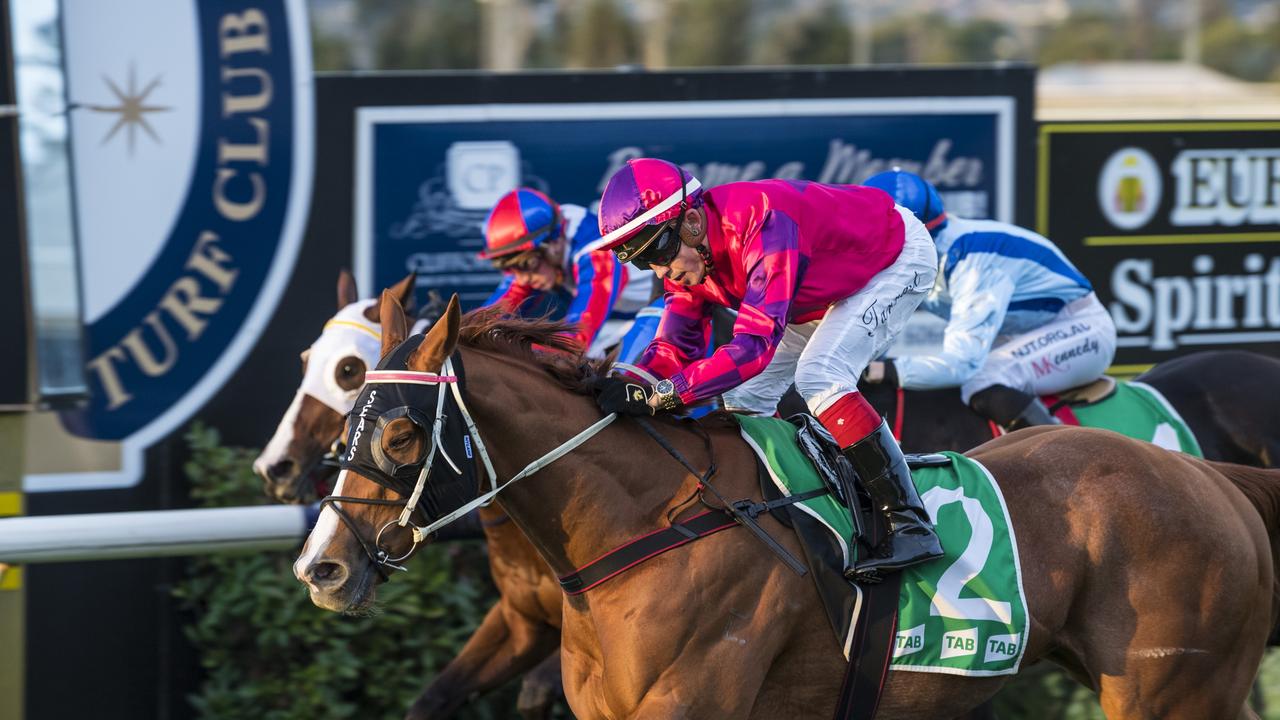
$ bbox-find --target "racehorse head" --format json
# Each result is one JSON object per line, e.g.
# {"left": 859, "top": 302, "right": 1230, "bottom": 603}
{"left": 294, "top": 289, "right": 468, "bottom": 612}
{"left": 253, "top": 270, "right": 416, "bottom": 503}
{"left": 294, "top": 287, "right": 596, "bottom": 613}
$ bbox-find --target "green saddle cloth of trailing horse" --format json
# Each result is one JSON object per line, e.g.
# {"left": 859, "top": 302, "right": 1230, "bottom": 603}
{"left": 1050, "top": 380, "right": 1202, "bottom": 457}
{"left": 735, "top": 415, "right": 1029, "bottom": 676}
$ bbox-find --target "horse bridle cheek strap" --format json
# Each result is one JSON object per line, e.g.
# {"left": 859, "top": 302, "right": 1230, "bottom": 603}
{"left": 333, "top": 344, "right": 618, "bottom": 575}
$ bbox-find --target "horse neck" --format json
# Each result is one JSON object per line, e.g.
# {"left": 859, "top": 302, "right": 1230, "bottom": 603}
{"left": 457, "top": 347, "right": 709, "bottom": 578}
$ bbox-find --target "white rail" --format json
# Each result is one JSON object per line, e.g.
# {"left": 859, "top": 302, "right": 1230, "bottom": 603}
{"left": 0, "top": 505, "right": 316, "bottom": 563}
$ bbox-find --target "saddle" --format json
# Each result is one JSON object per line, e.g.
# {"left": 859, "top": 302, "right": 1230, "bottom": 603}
{"left": 1051, "top": 376, "right": 1117, "bottom": 406}
{"left": 764, "top": 414, "right": 952, "bottom": 720}
{"left": 756, "top": 415, "right": 949, "bottom": 646}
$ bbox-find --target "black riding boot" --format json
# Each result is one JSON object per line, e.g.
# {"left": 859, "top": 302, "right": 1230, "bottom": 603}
{"left": 845, "top": 420, "right": 944, "bottom": 582}
{"left": 969, "top": 384, "right": 1062, "bottom": 432}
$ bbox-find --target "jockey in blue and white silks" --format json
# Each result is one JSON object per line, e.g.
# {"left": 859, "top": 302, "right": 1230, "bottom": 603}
{"left": 861, "top": 170, "right": 1117, "bottom": 430}
{"left": 481, "top": 188, "right": 651, "bottom": 358}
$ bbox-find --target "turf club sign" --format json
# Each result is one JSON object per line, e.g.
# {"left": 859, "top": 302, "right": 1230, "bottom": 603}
{"left": 33, "top": 0, "right": 312, "bottom": 489}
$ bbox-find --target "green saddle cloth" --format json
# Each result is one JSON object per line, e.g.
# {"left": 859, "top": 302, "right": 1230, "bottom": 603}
{"left": 735, "top": 415, "right": 1029, "bottom": 676}
{"left": 1062, "top": 380, "right": 1202, "bottom": 457}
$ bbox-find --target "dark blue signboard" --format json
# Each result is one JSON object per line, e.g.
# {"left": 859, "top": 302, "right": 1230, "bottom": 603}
{"left": 356, "top": 98, "right": 1017, "bottom": 308}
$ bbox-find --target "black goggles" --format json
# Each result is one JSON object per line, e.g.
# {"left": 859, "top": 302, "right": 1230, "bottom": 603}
{"left": 615, "top": 217, "right": 684, "bottom": 270}
{"left": 493, "top": 251, "right": 544, "bottom": 273}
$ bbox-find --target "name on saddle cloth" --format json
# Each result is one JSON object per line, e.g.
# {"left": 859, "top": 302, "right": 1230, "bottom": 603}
{"left": 735, "top": 415, "right": 1029, "bottom": 677}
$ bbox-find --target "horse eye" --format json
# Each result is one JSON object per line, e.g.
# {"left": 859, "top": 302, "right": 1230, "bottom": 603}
{"left": 390, "top": 433, "right": 412, "bottom": 450}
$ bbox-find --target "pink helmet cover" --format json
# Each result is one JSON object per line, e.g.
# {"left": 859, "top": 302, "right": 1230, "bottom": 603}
{"left": 597, "top": 158, "right": 702, "bottom": 250}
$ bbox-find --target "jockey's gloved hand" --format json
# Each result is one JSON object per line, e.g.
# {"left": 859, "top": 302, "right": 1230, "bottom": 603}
{"left": 592, "top": 377, "right": 654, "bottom": 416}
{"left": 861, "top": 359, "right": 899, "bottom": 386}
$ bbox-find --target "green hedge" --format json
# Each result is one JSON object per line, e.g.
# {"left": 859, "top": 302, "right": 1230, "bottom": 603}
{"left": 173, "top": 424, "right": 516, "bottom": 719}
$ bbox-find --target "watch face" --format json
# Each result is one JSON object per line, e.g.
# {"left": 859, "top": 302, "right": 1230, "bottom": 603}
{"left": 656, "top": 380, "right": 675, "bottom": 394}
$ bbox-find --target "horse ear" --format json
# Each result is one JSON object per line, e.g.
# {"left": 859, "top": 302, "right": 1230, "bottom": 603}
{"left": 364, "top": 274, "right": 416, "bottom": 323}
{"left": 380, "top": 290, "right": 408, "bottom": 359}
{"left": 337, "top": 268, "right": 358, "bottom": 309}
{"left": 389, "top": 272, "right": 417, "bottom": 315}
{"left": 408, "top": 294, "right": 461, "bottom": 372}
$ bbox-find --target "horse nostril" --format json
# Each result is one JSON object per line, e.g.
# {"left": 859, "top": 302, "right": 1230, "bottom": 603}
{"left": 308, "top": 561, "right": 347, "bottom": 588}
{"left": 268, "top": 459, "right": 295, "bottom": 481}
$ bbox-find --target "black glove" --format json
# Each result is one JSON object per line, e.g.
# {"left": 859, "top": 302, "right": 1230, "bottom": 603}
{"left": 592, "top": 376, "right": 654, "bottom": 416}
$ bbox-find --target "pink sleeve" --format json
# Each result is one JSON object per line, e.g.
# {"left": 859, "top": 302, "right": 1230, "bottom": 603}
{"left": 669, "top": 211, "right": 799, "bottom": 403}
{"left": 636, "top": 285, "right": 711, "bottom": 381}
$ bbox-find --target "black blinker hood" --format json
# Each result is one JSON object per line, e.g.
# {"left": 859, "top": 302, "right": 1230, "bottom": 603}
{"left": 339, "top": 334, "right": 478, "bottom": 524}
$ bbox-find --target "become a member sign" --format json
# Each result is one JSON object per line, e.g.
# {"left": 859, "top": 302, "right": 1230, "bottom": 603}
{"left": 1039, "top": 122, "right": 1280, "bottom": 372}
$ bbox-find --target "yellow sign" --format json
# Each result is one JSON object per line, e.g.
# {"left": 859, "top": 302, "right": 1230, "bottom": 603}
{"left": 0, "top": 492, "right": 20, "bottom": 591}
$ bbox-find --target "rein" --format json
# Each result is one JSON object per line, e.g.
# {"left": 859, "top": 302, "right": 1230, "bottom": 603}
{"left": 328, "top": 349, "right": 816, "bottom": 590}
{"left": 633, "top": 417, "right": 810, "bottom": 577}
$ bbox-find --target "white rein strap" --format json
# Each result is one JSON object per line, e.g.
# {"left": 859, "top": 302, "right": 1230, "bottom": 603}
{"left": 399, "top": 356, "right": 618, "bottom": 542}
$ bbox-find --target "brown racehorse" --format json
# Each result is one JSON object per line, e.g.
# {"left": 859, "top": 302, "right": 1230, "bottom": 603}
{"left": 296, "top": 294, "right": 1279, "bottom": 719}
{"left": 254, "top": 271, "right": 564, "bottom": 719}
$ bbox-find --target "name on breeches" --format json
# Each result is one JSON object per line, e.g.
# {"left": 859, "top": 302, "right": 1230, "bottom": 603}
{"left": 86, "top": 10, "right": 275, "bottom": 410}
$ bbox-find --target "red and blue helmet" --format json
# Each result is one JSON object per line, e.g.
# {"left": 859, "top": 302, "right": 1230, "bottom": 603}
{"left": 480, "top": 188, "right": 563, "bottom": 260}
{"left": 596, "top": 158, "right": 703, "bottom": 258}
{"left": 862, "top": 170, "right": 948, "bottom": 237}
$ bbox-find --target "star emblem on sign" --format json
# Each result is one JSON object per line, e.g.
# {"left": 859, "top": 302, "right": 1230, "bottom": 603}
{"left": 85, "top": 63, "right": 171, "bottom": 155}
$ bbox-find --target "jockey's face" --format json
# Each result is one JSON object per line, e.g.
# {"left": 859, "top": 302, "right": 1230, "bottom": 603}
{"left": 650, "top": 244, "right": 705, "bottom": 286}
{"left": 648, "top": 208, "right": 707, "bottom": 287}
{"left": 505, "top": 240, "right": 564, "bottom": 291}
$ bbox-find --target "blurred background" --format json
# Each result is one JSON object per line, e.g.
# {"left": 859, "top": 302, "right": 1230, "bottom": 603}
{"left": 1, "top": 0, "right": 1278, "bottom": 718}
{"left": 307, "top": 0, "right": 1280, "bottom": 76}
{"left": 305, "top": 0, "right": 1280, "bottom": 118}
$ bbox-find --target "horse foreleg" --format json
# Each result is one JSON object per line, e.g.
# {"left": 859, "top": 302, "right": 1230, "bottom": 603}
{"left": 405, "top": 598, "right": 560, "bottom": 720}
{"left": 516, "top": 650, "right": 563, "bottom": 720}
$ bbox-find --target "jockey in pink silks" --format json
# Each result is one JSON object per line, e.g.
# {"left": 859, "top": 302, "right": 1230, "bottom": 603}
{"left": 590, "top": 158, "right": 942, "bottom": 579}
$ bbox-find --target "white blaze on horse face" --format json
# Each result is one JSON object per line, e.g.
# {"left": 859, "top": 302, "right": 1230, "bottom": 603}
{"left": 295, "top": 469, "right": 348, "bottom": 581}
{"left": 253, "top": 388, "right": 305, "bottom": 478}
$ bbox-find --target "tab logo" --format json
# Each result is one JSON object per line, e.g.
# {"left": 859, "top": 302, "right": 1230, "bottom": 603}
{"left": 893, "top": 624, "right": 926, "bottom": 658}
{"left": 985, "top": 632, "right": 1020, "bottom": 664}
{"left": 941, "top": 628, "right": 979, "bottom": 659}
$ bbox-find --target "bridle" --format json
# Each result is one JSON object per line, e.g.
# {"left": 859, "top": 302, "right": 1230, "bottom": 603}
{"left": 320, "top": 352, "right": 617, "bottom": 578}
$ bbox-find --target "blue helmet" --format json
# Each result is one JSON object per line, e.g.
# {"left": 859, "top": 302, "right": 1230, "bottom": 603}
{"left": 862, "top": 170, "right": 948, "bottom": 237}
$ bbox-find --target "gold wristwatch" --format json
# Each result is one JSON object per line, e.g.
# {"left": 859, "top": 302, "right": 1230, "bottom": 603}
{"left": 651, "top": 379, "right": 682, "bottom": 411}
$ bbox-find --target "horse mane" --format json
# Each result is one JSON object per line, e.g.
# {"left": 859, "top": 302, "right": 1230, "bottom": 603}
{"left": 452, "top": 307, "right": 738, "bottom": 426}
{"left": 456, "top": 306, "right": 606, "bottom": 394}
